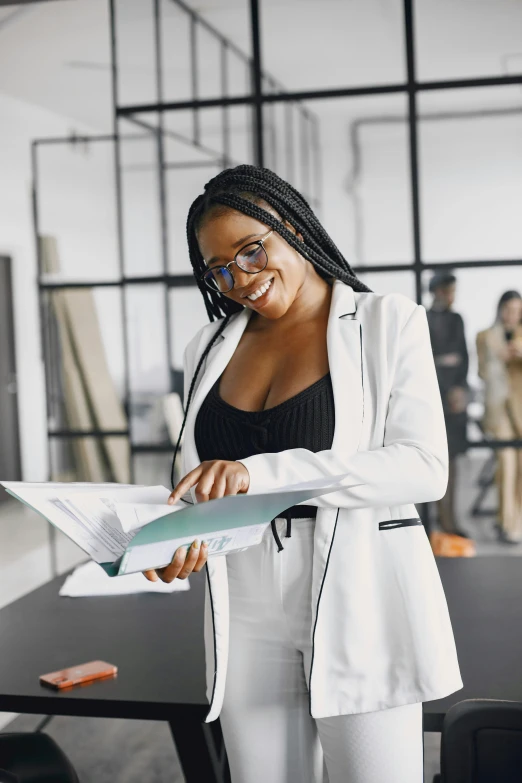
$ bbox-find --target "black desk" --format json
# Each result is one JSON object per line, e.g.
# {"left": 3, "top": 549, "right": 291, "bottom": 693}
{"left": 424, "top": 555, "right": 522, "bottom": 731}
{"left": 0, "top": 557, "right": 521, "bottom": 778}
{"left": 0, "top": 568, "right": 229, "bottom": 782}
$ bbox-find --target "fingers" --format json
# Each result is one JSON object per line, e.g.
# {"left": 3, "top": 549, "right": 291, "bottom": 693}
{"left": 156, "top": 540, "right": 209, "bottom": 583}
{"left": 143, "top": 569, "right": 159, "bottom": 582}
{"left": 202, "top": 470, "right": 227, "bottom": 502}
{"left": 168, "top": 465, "right": 204, "bottom": 505}
{"left": 192, "top": 541, "right": 209, "bottom": 572}
{"left": 169, "top": 461, "right": 250, "bottom": 507}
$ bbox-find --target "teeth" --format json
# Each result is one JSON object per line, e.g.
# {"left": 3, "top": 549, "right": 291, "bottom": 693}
{"left": 247, "top": 278, "right": 272, "bottom": 301}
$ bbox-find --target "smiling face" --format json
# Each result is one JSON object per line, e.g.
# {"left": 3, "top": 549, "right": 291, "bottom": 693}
{"left": 197, "top": 208, "right": 328, "bottom": 321}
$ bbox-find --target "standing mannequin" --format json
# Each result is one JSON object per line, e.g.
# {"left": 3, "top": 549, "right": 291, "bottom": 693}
{"left": 476, "top": 290, "right": 522, "bottom": 544}
{"left": 426, "top": 272, "right": 470, "bottom": 538}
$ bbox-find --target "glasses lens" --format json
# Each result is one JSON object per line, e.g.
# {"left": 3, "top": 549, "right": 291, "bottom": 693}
{"left": 203, "top": 266, "right": 234, "bottom": 293}
{"left": 236, "top": 243, "right": 267, "bottom": 273}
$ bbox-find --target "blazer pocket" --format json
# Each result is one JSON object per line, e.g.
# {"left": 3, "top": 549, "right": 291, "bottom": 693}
{"left": 379, "top": 517, "right": 423, "bottom": 531}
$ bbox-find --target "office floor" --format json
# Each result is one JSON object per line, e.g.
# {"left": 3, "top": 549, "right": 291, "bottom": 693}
{"left": 0, "top": 454, "right": 520, "bottom": 781}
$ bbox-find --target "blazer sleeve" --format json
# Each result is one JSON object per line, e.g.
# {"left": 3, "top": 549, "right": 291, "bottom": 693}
{"left": 238, "top": 304, "right": 449, "bottom": 510}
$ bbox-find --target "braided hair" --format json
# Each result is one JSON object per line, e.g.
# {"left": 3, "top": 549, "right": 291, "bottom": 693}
{"left": 170, "top": 164, "right": 372, "bottom": 488}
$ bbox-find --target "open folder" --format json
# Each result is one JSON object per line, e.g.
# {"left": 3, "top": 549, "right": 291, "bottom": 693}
{"left": 1, "top": 475, "right": 363, "bottom": 577}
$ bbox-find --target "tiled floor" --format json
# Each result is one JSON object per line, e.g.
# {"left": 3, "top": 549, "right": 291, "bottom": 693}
{"left": 0, "top": 453, "right": 520, "bottom": 777}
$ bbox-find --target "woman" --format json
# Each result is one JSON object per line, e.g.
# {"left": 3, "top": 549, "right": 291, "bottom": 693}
{"left": 476, "top": 290, "right": 522, "bottom": 544}
{"left": 144, "top": 166, "right": 463, "bottom": 783}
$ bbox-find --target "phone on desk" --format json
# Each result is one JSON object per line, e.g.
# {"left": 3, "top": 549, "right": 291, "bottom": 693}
{"left": 39, "top": 660, "right": 117, "bottom": 690}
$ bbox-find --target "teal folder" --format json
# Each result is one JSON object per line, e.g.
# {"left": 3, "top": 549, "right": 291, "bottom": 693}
{"left": 102, "top": 478, "right": 364, "bottom": 576}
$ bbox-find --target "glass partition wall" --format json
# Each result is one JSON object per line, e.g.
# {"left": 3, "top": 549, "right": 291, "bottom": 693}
{"left": 34, "top": 0, "right": 522, "bottom": 563}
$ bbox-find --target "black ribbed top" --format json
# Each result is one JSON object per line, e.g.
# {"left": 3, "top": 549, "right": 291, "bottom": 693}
{"left": 194, "top": 372, "right": 335, "bottom": 462}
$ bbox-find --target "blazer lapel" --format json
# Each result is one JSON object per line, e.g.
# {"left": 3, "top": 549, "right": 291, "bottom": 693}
{"left": 328, "top": 280, "right": 364, "bottom": 459}
{"left": 183, "top": 309, "right": 251, "bottom": 473}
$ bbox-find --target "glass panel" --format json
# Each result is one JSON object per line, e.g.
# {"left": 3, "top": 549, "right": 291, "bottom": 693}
{"left": 419, "top": 87, "right": 522, "bottom": 263}
{"left": 42, "top": 288, "right": 125, "bottom": 430}
{"left": 197, "top": 22, "right": 222, "bottom": 100}
{"left": 163, "top": 107, "right": 234, "bottom": 165}
{"left": 134, "top": 453, "right": 173, "bottom": 489}
{"left": 126, "top": 285, "right": 170, "bottom": 445}
{"left": 357, "top": 270, "right": 416, "bottom": 300}
{"left": 169, "top": 287, "right": 208, "bottom": 373}
{"left": 161, "top": 0, "right": 251, "bottom": 102}
{"left": 415, "top": 1, "right": 522, "bottom": 82}
{"left": 267, "top": 95, "right": 412, "bottom": 267}
{"left": 183, "top": 0, "right": 252, "bottom": 99}
{"left": 118, "top": 118, "right": 163, "bottom": 278}
{"left": 420, "top": 264, "right": 522, "bottom": 552}
{"left": 166, "top": 165, "right": 222, "bottom": 275}
{"left": 115, "top": 0, "right": 156, "bottom": 107}
{"left": 42, "top": 287, "right": 129, "bottom": 483}
{"left": 161, "top": 0, "right": 191, "bottom": 103}
{"left": 260, "top": 0, "right": 405, "bottom": 91}
{"left": 227, "top": 105, "right": 254, "bottom": 166}
{"left": 421, "top": 265, "right": 522, "bottom": 401}
{"left": 36, "top": 139, "right": 119, "bottom": 283}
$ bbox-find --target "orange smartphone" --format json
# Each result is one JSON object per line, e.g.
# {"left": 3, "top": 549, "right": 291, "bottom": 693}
{"left": 39, "top": 660, "right": 117, "bottom": 690}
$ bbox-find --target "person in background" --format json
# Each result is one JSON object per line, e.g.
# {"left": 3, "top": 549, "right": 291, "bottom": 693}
{"left": 426, "top": 271, "right": 470, "bottom": 538}
{"left": 476, "top": 290, "right": 522, "bottom": 545}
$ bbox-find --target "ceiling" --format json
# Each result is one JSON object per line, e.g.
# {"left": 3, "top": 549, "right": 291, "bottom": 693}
{"left": 0, "top": 0, "right": 520, "bottom": 132}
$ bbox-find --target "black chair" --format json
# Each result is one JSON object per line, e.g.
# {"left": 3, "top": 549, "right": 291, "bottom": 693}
{"left": 433, "top": 699, "right": 522, "bottom": 783}
{"left": 0, "top": 733, "right": 79, "bottom": 783}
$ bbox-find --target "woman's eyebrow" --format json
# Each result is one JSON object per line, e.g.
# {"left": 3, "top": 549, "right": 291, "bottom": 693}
{"left": 206, "top": 233, "right": 261, "bottom": 266}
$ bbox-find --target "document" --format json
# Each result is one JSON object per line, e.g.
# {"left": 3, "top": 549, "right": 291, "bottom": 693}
{"left": 59, "top": 560, "right": 190, "bottom": 597}
{"left": 1, "top": 474, "right": 364, "bottom": 577}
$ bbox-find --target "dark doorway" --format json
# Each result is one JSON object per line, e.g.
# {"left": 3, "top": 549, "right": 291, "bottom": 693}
{"left": 0, "top": 256, "right": 22, "bottom": 487}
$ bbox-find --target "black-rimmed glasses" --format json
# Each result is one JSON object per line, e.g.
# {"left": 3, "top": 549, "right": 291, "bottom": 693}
{"left": 200, "top": 229, "right": 274, "bottom": 293}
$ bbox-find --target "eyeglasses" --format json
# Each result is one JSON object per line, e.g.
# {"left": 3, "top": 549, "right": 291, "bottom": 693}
{"left": 200, "top": 229, "right": 274, "bottom": 294}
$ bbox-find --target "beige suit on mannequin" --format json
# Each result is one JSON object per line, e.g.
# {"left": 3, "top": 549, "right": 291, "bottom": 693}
{"left": 476, "top": 322, "right": 522, "bottom": 540}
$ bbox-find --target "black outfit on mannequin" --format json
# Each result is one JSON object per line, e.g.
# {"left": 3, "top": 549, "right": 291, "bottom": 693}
{"left": 426, "top": 305, "right": 469, "bottom": 536}
{"left": 195, "top": 372, "right": 335, "bottom": 551}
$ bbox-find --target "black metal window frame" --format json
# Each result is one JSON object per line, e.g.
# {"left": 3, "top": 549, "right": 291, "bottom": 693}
{"left": 33, "top": 0, "right": 522, "bottom": 486}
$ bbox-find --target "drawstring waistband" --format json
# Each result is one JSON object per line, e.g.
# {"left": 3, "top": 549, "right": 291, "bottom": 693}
{"left": 270, "top": 505, "right": 318, "bottom": 552}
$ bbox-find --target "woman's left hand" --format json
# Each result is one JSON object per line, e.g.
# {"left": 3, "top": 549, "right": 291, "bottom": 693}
{"left": 168, "top": 460, "right": 250, "bottom": 505}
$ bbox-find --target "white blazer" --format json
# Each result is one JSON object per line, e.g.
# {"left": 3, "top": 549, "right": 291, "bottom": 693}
{"left": 181, "top": 279, "right": 463, "bottom": 723}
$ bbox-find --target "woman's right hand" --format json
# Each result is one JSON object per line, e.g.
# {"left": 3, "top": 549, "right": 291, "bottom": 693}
{"left": 143, "top": 539, "right": 209, "bottom": 583}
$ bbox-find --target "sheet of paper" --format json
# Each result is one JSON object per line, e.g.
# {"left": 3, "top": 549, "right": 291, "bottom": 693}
{"left": 51, "top": 495, "right": 135, "bottom": 560}
{"left": 0, "top": 482, "right": 144, "bottom": 563}
{"left": 54, "top": 485, "right": 172, "bottom": 533}
{"left": 114, "top": 501, "right": 186, "bottom": 533}
{"left": 59, "top": 560, "right": 189, "bottom": 596}
{"left": 50, "top": 486, "right": 173, "bottom": 559}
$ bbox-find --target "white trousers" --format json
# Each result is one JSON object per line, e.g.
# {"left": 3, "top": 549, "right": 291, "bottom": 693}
{"left": 220, "top": 516, "right": 425, "bottom": 783}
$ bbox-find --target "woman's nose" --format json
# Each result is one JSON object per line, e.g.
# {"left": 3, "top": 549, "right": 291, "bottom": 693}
{"left": 232, "top": 265, "right": 258, "bottom": 293}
